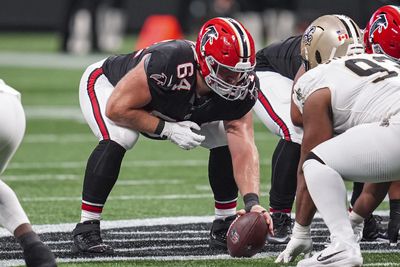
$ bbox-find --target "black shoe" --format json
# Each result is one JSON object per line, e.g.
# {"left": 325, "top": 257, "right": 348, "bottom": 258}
{"left": 209, "top": 215, "right": 237, "bottom": 250}
{"left": 24, "top": 241, "right": 57, "bottom": 267}
{"left": 387, "top": 212, "right": 400, "bottom": 245}
{"left": 362, "top": 214, "right": 385, "bottom": 241}
{"left": 71, "top": 220, "right": 114, "bottom": 254}
{"left": 266, "top": 212, "right": 292, "bottom": 244}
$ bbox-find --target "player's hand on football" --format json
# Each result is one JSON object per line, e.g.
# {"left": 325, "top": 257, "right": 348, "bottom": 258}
{"left": 275, "top": 222, "right": 313, "bottom": 263}
{"left": 161, "top": 121, "right": 205, "bottom": 150}
{"left": 237, "top": 205, "right": 274, "bottom": 236}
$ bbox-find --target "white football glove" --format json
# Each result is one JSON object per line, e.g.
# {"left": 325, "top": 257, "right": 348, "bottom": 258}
{"left": 275, "top": 222, "right": 313, "bottom": 264}
{"left": 161, "top": 121, "right": 205, "bottom": 150}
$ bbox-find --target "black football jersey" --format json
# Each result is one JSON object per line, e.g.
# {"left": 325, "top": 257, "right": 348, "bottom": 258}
{"left": 102, "top": 40, "right": 258, "bottom": 125}
{"left": 255, "top": 35, "right": 302, "bottom": 80}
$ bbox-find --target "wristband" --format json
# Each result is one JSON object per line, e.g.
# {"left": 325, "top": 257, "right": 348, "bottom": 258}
{"left": 154, "top": 120, "right": 165, "bottom": 135}
{"left": 244, "top": 193, "right": 259, "bottom": 212}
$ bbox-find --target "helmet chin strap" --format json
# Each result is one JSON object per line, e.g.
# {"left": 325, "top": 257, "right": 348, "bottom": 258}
{"left": 195, "top": 70, "right": 212, "bottom": 97}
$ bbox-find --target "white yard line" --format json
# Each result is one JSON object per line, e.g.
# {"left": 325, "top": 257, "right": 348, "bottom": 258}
{"left": 20, "top": 193, "right": 214, "bottom": 203}
{"left": 2, "top": 251, "right": 399, "bottom": 267}
{"left": 7, "top": 159, "right": 210, "bottom": 170}
{"left": 0, "top": 211, "right": 390, "bottom": 238}
{"left": 0, "top": 216, "right": 215, "bottom": 237}
{"left": 0, "top": 52, "right": 105, "bottom": 70}
{"left": 2, "top": 175, "right": 182, "bottom": 186}
{"left": 24, "top": 106, "right": 84, "bottom": 121}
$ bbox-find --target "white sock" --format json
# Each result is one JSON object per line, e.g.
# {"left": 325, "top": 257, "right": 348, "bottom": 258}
{"left": 80, "top": 210, "right": 102, "bottom": 223}
{"left": 349, "top": 210, "right": 364, "bottom": 224}
{"left": 0, "top": 180, "right": 30, "bottom": 234}
{"left": 303, "top": 159, "right": 354, "bottom": 243}
{"left": 214, "top": 207, "right": 236, "bottom": 220}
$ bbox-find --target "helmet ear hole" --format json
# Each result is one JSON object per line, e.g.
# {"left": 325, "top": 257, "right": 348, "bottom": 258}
{"left": 315, "top": 50, "right": 322, "bottom": 64}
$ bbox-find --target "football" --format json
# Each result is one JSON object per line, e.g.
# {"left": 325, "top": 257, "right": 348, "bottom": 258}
{"left": 227, "top": 212, "right": 268, "bottom": 257}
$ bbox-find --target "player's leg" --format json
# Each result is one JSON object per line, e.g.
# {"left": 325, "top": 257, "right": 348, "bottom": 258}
{"left": 388, "top": 182, "right": 400, "bottom": 244}
{"left": 350, "top": 182, "right": 389, "bottom": 242}
{"left": 299, "top": 122, "right": 400, "bottom": 266}
{"left": 0, "top": 89, "right": 56, "bottom": 266}
{"left": 254, "top": 71, "right": 302, "bottom": 243}
{"left": 200, "top": 121, "right": 238, "bottom": 250}
{"left": 350, "top": 181, "right": 386, "bottom": 241}
{"left": 73, "top": 61, "right": 139, "bottom": 254}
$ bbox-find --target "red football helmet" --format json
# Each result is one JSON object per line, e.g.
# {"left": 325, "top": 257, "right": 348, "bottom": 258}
{"left": 364, "top": 5, "right": 400, "bottom": 60}
{"left": 195, "top": 17, "right": 256, "bottom": 100}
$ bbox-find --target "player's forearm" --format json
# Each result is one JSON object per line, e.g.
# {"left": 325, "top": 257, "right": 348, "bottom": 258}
{"left": 107, "top": 107, "right": 160, "bottom": 134}
{"left": 231, "top": 143, "right": 260, "bottom": 197}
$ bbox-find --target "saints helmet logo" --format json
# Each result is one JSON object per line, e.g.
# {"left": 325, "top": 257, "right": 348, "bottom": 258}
{"left": 200, "top": 26, "right": 219, "bottom": 55}
{"left": 369, "top": 14, "right": 388, "bottom": 41}
{"left": 303, "top": 26, "right": 316, "bottom": 46}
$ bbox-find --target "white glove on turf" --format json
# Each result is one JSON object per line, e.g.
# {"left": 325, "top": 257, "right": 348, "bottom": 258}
{"left": 161, "top": 121, "right": 205, "bottom": 150}
{"left": 275, "top": 222, "right": 313, "bottom": 263}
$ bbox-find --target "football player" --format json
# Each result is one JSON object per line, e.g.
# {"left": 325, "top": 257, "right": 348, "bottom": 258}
{"left": 0, "top": 80, "right": 56, "bottom": 266}
{"left": 72, "top": 17, "right": 273, "bottom": 254}
{"left": 253, "top": 36, "right": 303, "bottom": 244}
{"left": 276, "top": 14, "right": 400, "bottom": 266}
{"left": 349, "top": 4, "right": 400, "bottom": 245}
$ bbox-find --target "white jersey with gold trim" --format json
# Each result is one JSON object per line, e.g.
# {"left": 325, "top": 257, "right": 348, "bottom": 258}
{"left": 293, "top": 53, "right": 400, "bottom": 134}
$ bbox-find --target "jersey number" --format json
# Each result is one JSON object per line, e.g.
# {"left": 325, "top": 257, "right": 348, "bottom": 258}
{"left": 172, "top": 63, "right": 194, "bottom": 91}
{"left": 345, "top": 57, "right": 399, "bottom": 83}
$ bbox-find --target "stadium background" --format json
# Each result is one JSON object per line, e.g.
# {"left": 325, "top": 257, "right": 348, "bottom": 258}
{"left": 0, "top": 0, "right": 398, "bottom": 266}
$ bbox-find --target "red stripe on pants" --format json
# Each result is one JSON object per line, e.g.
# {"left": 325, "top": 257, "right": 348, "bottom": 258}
{"left": 87, "top": 68, "right": 110, "bottom": 140}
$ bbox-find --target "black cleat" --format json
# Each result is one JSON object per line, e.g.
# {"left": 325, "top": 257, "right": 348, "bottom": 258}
{"left": 23, "top": 241, "right": 57, "bottom": 267}
{"left": 266, "top": 212, "right": 292, "bottom": 244}
{"left": 209, "top": 215, "right": 237, "bottom": 250}
{"left": 362, "top": 214, "right": 385, "bottom": 241}
{"left": 71, "top": 220, "right": 114, "bottom": 254}
{"left": 387, "top": 212, "right": 400, "bottom": 246}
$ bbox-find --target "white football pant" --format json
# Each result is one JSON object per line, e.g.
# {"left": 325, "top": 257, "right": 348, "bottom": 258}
{"left": 303, "top": 120, "right": 400, "bottom": 246}
{"left": 0, "top": 80, "right": 30, "bottom": 234}
{"left": 253, "top": 71, "right": 303, "bottom": 144}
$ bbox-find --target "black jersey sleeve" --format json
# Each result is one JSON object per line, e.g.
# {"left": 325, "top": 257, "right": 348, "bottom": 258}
{"left": 145, "top": 40, "right": 197, "bottom": 92}
{"left": 255, "top": 35, "right": 302, "bottom": 80}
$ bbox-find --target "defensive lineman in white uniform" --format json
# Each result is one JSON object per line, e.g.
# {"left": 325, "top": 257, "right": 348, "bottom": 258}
{"left": 293, "top": 26, "right": 400, "bottom": 267}
{"left": 275, "top": 13, "right": 400, "bottom": 266}
{"left": 0, "top": 80, "right": 56, "bottom": 266}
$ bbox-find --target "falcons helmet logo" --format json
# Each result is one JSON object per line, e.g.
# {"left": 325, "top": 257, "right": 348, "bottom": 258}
{"left": 200, "top": 26, "right": 219, "bottom": 55}
{"left": 369, "top": 14, "right": 388, "bottom": 41}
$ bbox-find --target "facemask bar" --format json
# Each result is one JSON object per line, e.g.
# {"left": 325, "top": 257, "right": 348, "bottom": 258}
{"left": 204, "top": 55, "right": 253, "bottom": 101}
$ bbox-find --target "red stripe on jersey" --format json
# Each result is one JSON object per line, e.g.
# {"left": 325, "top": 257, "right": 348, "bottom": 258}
{"left": 215, "top": 201, "right": 237, "bottom": 210}
{"left": 257, "top": 90, "right": 291, "bottom": 141}
{"left": 81, "top": 203, "right": 103, "bottom": 213}
{"left": 87, "top": 68, "right": 110, "bottom": 140}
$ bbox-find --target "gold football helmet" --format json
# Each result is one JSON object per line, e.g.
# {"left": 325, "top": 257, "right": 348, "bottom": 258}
{"left": 301, "top": 14, "right": 364, "bottom": 70}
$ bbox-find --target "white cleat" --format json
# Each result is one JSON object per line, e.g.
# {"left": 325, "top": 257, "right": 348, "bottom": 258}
{"left": 297, "top": 239, "right": 363, "bottom": 267}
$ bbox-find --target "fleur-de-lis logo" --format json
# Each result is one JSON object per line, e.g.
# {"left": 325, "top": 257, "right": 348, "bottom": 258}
{"left": 303, "top": 26, "right": 316, "bottom": 46}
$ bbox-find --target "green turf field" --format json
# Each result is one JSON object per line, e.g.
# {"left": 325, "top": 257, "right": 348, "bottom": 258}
{"left": 0, "top": 33, "right": 395, "bottom": 266}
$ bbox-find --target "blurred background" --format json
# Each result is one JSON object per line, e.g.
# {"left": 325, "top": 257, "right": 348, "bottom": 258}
{"left": 0, "top": 0, "right": 396, "bottom": 55}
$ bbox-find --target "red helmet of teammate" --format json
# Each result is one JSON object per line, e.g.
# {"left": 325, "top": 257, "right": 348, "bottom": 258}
{"left": 364, "top": 5, "right": 400, "bottom": 60}
{"left": 195, "top": 17, "right": 256, "bottom": 101}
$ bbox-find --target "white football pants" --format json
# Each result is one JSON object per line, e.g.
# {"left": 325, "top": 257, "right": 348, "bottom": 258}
{"left": 253, "top": 71, "right": 303, "bottom": 144}
{"left": 303, "top": 120, "right": 400, "bottom": 244}
{"left": 0, "top": 80, "right": 30, "bottom": 234}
